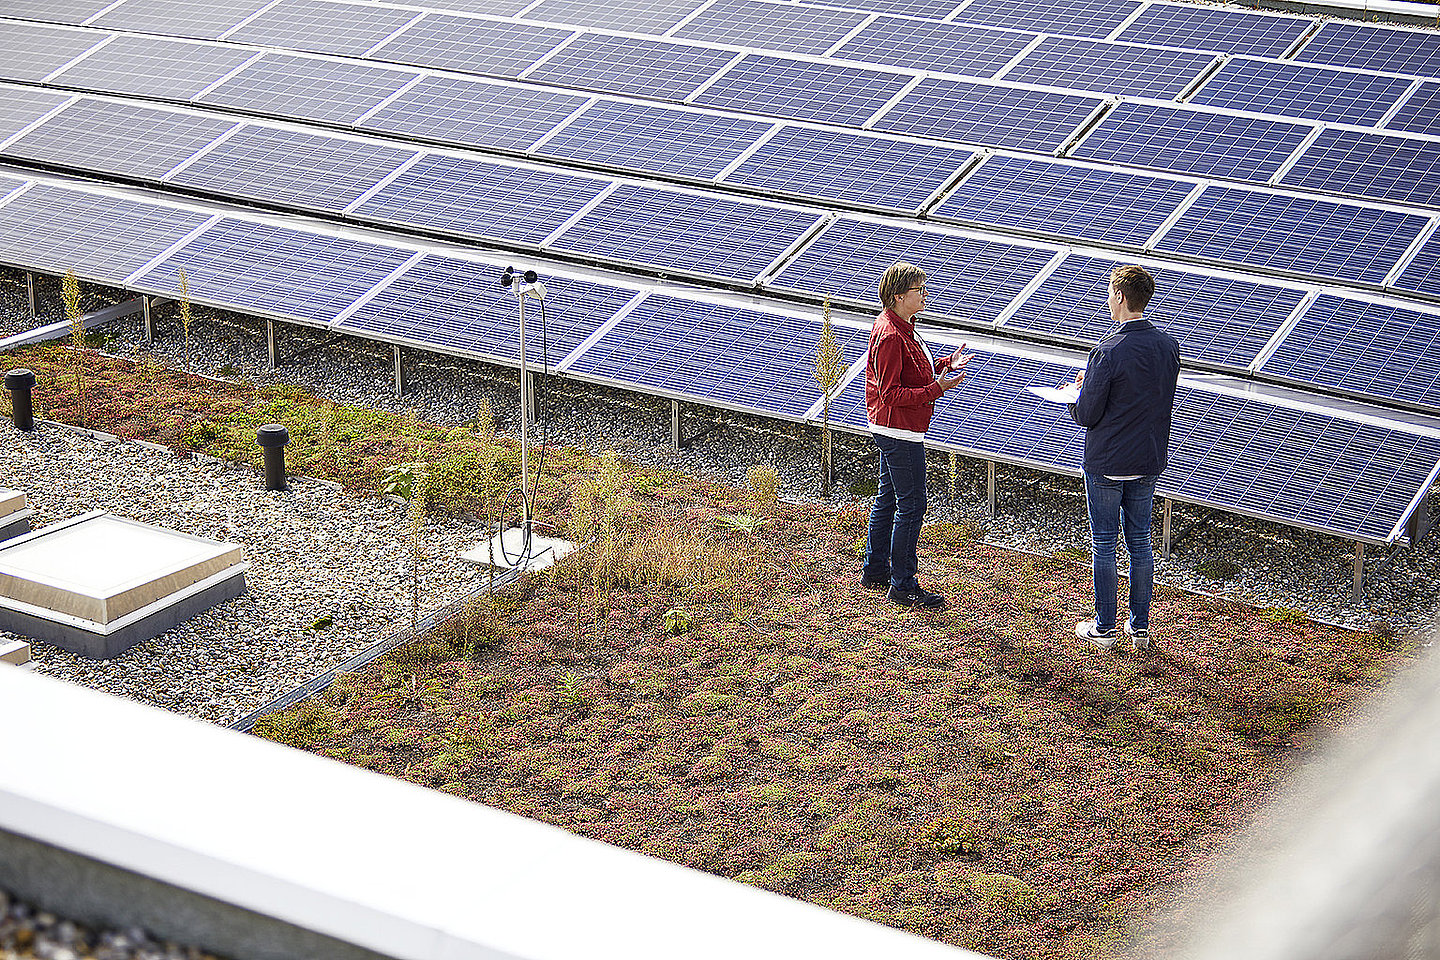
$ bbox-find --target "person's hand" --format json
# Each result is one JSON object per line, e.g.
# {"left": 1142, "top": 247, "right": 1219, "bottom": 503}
{"left": 1073, "top": 369, "right": 1085, "bottom": 387}
{"left": 939, "top": 345, "right": 975, "bottom": 392}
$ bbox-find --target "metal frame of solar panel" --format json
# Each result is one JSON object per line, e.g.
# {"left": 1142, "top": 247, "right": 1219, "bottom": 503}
{"left": 1384, "top": 81, "right": 1440, "bottom": 139}
{"left": 1186, "top": 56, "right": 1422, "bottom": 128}
{"left": 516, "top": 0, "right": 710, "bottom": 35}
{"left": 829, "top": 16, "right": 1038, "bottom": 78}
{"left": 1392, "top": 225, "right": 1440, "bottom": 299}
{"left": 0, "top": 19, "right": 107, "bottom": 82}
{"left": 1292, "top": 19, "right": 1440, "bottom": 82}
{"left": 949, "top": 0, "right": 1143, "bottom": 39}
{"left": 1107, "top": 2, "right": 1315, "bottom": 60}
{"left": 996, "top": 35, "right": 1220, "bottom": 101}
{"left": 221, "top": 0, "right": 426, "bottom": 59}
{"left": 365, "top": 12, "right": 577, "bottom": 78}
{"left": 194, "top": 52, "right": 422, "bottom": 127}
{"left": 871, "top": 76, "right": 1108, "bottom": 154}
{"left": 1278, "top": 126, "right": 1440, "bottom": 211}
{"left": 690, "top": 54, "right": 918, "bottom": 128}
{"left": 42, "top": 33, "right": 262, "bottom": 100}
{"left": 666, "top": 0, "right": 871, "bottom": 57}
{"left": 523, "top": 33, "right": 742, "bottom": 102}
{"left": 88, "top": 0, "right": 276, "bottom": 41}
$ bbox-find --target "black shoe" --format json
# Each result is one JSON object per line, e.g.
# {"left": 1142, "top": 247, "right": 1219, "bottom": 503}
{"left": 887, "top": 585, "right": 946, "bottom": 609}
{"left": 861, "top": 574, "right": 890, "bottom": 591}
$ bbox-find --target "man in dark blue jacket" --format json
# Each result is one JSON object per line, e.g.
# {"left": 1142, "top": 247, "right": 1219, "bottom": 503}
{"left": 1069, "top": 265, "right": 1180, "bottom": 651}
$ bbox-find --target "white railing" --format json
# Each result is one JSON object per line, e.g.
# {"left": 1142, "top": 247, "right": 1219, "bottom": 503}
{"left": 0, "top": 667, "right": 984, "bottom": 960}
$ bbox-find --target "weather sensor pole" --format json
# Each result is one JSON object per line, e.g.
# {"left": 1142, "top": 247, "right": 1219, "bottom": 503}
{"left": 500, "top": 266, "right": 545, "bottom": 521}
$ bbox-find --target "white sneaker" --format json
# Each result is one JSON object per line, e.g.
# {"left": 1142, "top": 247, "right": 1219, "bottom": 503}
{"left": 1126, "top": 622, "right": 1152, "bottom": 650}
{"left": 1076, "top": 620, "right": 1118, "bottom": 650}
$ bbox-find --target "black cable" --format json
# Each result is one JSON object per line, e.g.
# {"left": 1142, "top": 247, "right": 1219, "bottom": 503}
{"left": 494, "top": 284, "right": 552, "bottom": 569}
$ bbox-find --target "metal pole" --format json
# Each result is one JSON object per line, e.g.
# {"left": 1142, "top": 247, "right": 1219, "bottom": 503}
{"left": 257, "top": 424, "right": 289, "bottom": 492}
{"left": 671, "top": 399, "right": 681, "bottom": 451}
{"left": 393, "top": 345, "right": 406, "bottom": 398}
{"left": 1162, "top": 498, "right": 1173, "bottom": 560}
{"left": 518, "top": 289, "right": 529, "bottom": 524}
{"left": 25, "top": 273, "right": 36, "bottom": 318}
{"left": 142, "top": 296, "right": 155, "bottom": 343}
{"left": 986, "top": 460, "right": 996, "bottom": 516}
{"left": 1353, "top": 542, "right": 1365, "bottom": 601}
{"left": 5, "top": 369, "right": 36, "bottom": 431}
{"left": 266, "top": 318, "right": 278, "bottom": 370}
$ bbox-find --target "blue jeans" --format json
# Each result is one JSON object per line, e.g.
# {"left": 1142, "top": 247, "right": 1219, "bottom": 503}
{"left": 865, "top": 434, "right": 927, "bottom": 591}
{"left": 1084, "top": 472, "right": 1158, "bottom": 633}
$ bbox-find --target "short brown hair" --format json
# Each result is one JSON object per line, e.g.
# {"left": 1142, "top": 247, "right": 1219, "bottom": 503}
{"left": 878, "top": 262, "right": 927, "bottom": 310}
{"left": 1110, "top": 265, "right": 1155, "bottom": 313}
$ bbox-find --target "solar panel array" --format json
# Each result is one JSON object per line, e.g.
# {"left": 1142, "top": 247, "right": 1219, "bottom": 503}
{"left": 2, "top": 0, "right": 1440, "bottom": 544}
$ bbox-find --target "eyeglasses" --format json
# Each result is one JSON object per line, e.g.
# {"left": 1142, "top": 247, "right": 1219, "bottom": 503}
{"left": 905, "top": 285, "right": 928, "bottom": 295}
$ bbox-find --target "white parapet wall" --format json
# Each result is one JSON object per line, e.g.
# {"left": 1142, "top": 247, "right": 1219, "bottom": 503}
{"left": 0, "top": 668, "right": 987, "bottom": 960}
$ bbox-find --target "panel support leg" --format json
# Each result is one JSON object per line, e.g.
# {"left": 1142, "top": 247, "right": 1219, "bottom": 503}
{"left": 142, "top": 296, "right": 155, "bottom": 343}
{"left": 393, "top": 345, "right": 407, "bottom": 398}
{"left": 1161, "top": 498, "right": 1173, "bottom": 561}
{"left": 671, "top": 399, "right": 681, "bottom": 452}
{"left": 986, "top": 460, "right": 996, "bottom": 516}
{"left": 25, "top": 272, "right": 36, "bottom": 318}
{"left": 1353, "top": 542, "right": 1365, "bottom": 602}
{"left": 266, "top": 318, "right": 278, "bottom": 371}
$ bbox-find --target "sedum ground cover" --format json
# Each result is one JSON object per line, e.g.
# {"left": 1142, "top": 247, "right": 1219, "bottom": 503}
{"left": 3, "top": 339, "right": 1416, "bottom": 959}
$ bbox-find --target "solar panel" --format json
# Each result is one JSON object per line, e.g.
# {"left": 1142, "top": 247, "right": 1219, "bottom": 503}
{"left": 1293, "top": 20, "right": 1440, "bottom": 81}
{"left": 549, "top": 183, "right": 824, "bottom": 283}
{"left": 769, "top": 218, "right": 1060, "bottom": 322}
{"left": 1002, "top": 254, "right": 1306, "bottom": 367}
{"left": 564, "top": 294, "right": 869, "bottom": 419}
{"left": 521, "top": 0, "right": 707, "bottom": 34}
{"left": 533, "top": 101, "right": 773, "bottom": 179}
{"left": 933, "top": 154, "right": 1195, "bottom": 246}
{"left": 1071, "top": 102, "right": 1313, "bottom": 181}
{"left": 1261, "top": 295, "right": 1440, "bottom": 409}
{"left": 1392, "top": 233, "right": 1440, "bottom": 299}
{"left": 167, "top": 126, "right": 419, "bottom": 213}
{"left": 337, "top": 255, "right": 640, "bottom": 365}
{"left": 368, "top": 14, "right": 575, "bottom": 78}
{"left": 951, "top": 0, "right": 1142, "bottom": 39}
{"left": 350, "top": 154, "right": 612, "bottom": 246}
{"left": 0, "top": 20, "right": 105, "bottom": 81}
{"left": 224, "top": 0, "right": 423, "bottom": 57}
{"left": 131, "top": 218, "right": 417, "bottom": 324}
{"left": 1387, "top": 81, "right": 1440, "bottom": 138}
{"left": 692, "top": 56, "right": 915, "bottom": 127}
{"left": 670, "top": 0, "right": 870, "bottom": 56}
{"left": 1112, "top": 4, "right": 1314, "bottom": 59}
{"left": 196, "top": 54, "right": 419, "bottom": 126}
{"left": 722, "top": 127, "right": 977, "bottom": 213}
{"left": 0, "top": 99, "right": 238, "bottom": 181}
{"left": 380, "top": 0, "right": 536, "bottom": 13}
{"left": 44, "top": 34, "right": 258, "bottom": 100}
{"left": 1002, "top": 37, "right": 1218, "bottom": 100}
{"left": 527, "top": 35, "right": 739, "bottom": 101}
{"left": 1279, "top": 128, "right": 1440, "bottom": 210}
{"left": 809, "top": 0, "right": 968, "bottom": 20}
{"left": 1189, "top": 58, "right": 1416, "bottom": 127}
{"left": 1162, "top": 386, "right": 1440, "bottom": 542}
{"left": 89, "top": 0, "right": 273, "bottom": 40}
{"left": 4, "top": 0, "right": 131, "bottom": 25}
{"left": 1156, "top": 186, "right": 1430, "bottom": 285}
{"left": 357, "top": 76, "right": 592, "bottom": 153}
{"left": 831, "top": 17, "right": 1036, "bottom": 78}
{"left": 0, "top": 183, "right": 214, "bottom": 283}
{"left": 873, "top": 78, "right": 1104, "bottom": 153}
{"left": 0, "top": 87, "right": 73, "bottom": 145}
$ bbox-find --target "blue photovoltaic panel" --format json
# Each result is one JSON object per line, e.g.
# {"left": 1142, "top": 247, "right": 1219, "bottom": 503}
{"left": 369, "top": 15, "right": 575, "bottom": 77}
{"left": 1, "top": 99, "right": 238, "bottom": 181}
{"left": 1393, "top": 233, "right": 1440, "bottom": 299}
{"left": 952, "top": 0, "right": 1142, "bottom": 39}
{"left": 534, "top": 101, "right": 772, "bottom": 179}
{"left": 380, "top": 0, "right": 535, "bottom": 12}
{"left": 1072, "top": 102, "right": 1313, "bottom": 181}
{"left": 1294, "top": 21, "right": 1440, "bottom": 81}
{"left": 337, "top": 255, "right": 639, "bottom": 364}
{"left": 934, "top": 155, "right": 1195, "bottom": 246}
{"left": 832, "top": 18, "right": 1037, "bottom": 78}
{"left": 873, "top": 78, "right": 1104, "bottom": 153}
{"left": 351, "top": 155, "right": 611, "bottom": 246}
{"left": 225, "top": 0, "right": 424, "bottom": 57}
{"left": 1002, "top": 37, "right": 1218, "bottom": 100}
{"left": 810, "top": 0, "right": 968, "bottom": 19}
{"left": 0, "top": 87, "right": 73, "bottom": 143}
{"left": 521, "top": 0, "right": 706, "bottom": 34}
{"left": 1190, "top": 58, "right": 1415, "bottom": 127}
{"left": 357, "top": 76, "right": 592, "bottom": 152}
{"left": 45, "top": 35, "right": 259, "bottom": 99}
{"left": 0, "top": 183, "right": 213, "bottom": 284}
{"left": 1154, "top": 186, "right": 1430, "bottom": 285}
{"left": 0, "top": 20, "right": 106, "bottom": 81}
{"left": 1162, "top": 387, "right": 1440, "bottom": 542}
{"left": 693, "top": 56, "right": 915, "bottom": 127}
{"left": 770, "top": 218, "right": 1059, "bottom": 322}
{"left": 132, "top": 219, "right": 416, "bottom": 324}
{"left": 1262, "top": 295, "right": 1440, "bottom": 409}
{"left": 168, "top": 126, "right": 418, "bottom": 213}
{"left": 526, "top": 35, "right": 739, "bottom": 101}
{"left": 671, "top": 0, "right": 870, "bottom": 56}
{"left": 90, "top": 0, "right": 273, "bottom": 39}
{"left": 1280, "top": 128, "right": 1440, "bottom": 210}
{"left": 1388, "top": 82, "right": 1440, "bottom": 138}
{"left": 722, "top": 127, "right": 977, "bottom": 213}
{"left": 1113, "top": 4, "right": 1314, "bottom": 59}
{"left": 196, "top": 55, "right": 418, "bottom": 126}
{"left": 1003, "top": 254, "right": 1304, "bottom": 367}
{"left": 565, "top": 295, "right": 869, "bottom": 419}
{"left": 550, "top": 184, "right": 823, "bottom": 283}
{"left": 3, "top": 0, "right": 118, "bottom": 23}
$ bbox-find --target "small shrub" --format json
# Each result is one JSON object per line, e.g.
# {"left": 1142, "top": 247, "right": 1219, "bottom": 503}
{"left": 748, "top": 463, "right": 779, "bottom": 509}
{"left": 920, "top": 817, "right": 986, "bottom": 859}
{"left": 216, "top": 363, "right": 239, "bottom": 378}
{"left": 1196, "top": 557, "right": 1242, "bottom": 580}
{"left": 308, "top": 614, "right": 334, "bottom": 632}
{"left": 664, "top": 608, "right": 693, "bottom": 635}
{"left": 253, "top": 700, "right": 334, "bottom": 748}
{"left": 850, "top": 478, "right": 878, "bottom": 498}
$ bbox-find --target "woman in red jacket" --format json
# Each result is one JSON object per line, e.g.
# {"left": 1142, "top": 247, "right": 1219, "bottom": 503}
{"left": 861, "top": 262, "right": 971, "bottom": 609}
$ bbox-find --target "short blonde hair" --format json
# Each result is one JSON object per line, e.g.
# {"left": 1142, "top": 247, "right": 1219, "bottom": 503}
{"left": 878, "top": 262, "right": 927, "bottom": 310}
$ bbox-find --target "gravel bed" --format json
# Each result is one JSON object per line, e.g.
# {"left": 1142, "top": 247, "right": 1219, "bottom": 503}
{"left": 0, "top": 886, "right": 219, "bottom": 960}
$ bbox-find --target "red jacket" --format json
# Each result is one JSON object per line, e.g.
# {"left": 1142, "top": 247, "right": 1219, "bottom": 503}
{"left": 865, "top": 308, "right": 947, "bottom": 437}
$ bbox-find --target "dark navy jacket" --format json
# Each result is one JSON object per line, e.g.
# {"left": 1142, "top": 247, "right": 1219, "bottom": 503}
{"left": 1069, "top": 319, "right": 1181, "bottom": 476}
